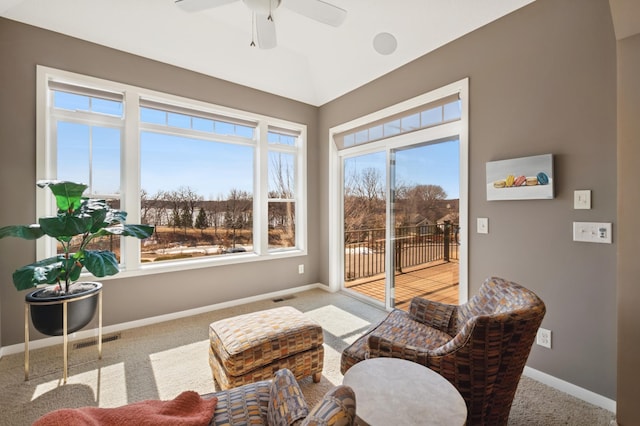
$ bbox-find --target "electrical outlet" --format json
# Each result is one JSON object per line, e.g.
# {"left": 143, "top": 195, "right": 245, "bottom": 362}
{"left": 298, "top": 264, "right": 304, "bottom": 274}
{"left": 536, "top": 328, "right": 552, "bottom": 349}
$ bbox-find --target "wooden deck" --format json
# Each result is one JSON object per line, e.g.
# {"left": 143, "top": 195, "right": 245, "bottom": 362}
{"left": 344, "top": 260, "right": 459, "bottom": 311}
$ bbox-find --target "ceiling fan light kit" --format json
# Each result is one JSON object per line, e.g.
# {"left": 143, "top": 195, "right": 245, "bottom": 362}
{"left": 175, "top": 0, "right": 346, "bottom": 49}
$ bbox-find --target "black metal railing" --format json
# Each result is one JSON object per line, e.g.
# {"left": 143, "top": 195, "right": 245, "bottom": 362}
{"left": 344, "top": 222, "right": 459, "bottom": 282}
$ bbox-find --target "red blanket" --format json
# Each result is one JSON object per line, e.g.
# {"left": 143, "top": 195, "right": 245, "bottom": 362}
{"left": 33, "top": 391, "right": 218, "bottom": 426}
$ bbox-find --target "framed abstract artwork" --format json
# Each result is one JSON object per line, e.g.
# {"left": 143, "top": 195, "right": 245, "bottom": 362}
{"left": 486, "top": 153, "right": 554, "bottom": 201}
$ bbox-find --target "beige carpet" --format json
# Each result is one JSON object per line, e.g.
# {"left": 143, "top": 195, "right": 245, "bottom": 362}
{"left": 0, "top": 288, "right": 615, "bottom": 425}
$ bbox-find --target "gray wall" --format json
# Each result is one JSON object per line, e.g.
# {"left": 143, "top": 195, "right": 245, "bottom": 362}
{"left": 617, "top": 31, "right": 640, "bottom": 426}
{"left": 0, "top": 18, "right": 320, "bottom": 346}
{"left": 319, "top": 0, "right": 617, "bottom": 399}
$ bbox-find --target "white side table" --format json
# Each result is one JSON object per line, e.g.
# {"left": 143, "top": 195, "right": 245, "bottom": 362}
{"left": 343, "top": 358, "right": 467, "bottom": 426}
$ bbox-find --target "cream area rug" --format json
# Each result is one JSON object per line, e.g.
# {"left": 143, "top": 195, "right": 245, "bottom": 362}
{"left": 0, "top": 288, "right": 615, "bottom": 425}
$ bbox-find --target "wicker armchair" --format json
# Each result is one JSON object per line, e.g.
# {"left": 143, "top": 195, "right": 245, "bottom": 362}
{"left": 341, "top": 276, "right": 546, "bottom": 426}
{"left": 34, "top": 369, "right": 356, "bottom": 426}
{"left": 206, "top": 368, "right": 356, "bottom": 426}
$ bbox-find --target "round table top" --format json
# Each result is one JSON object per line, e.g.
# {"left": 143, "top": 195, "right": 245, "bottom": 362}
{"left": 342, "top": 358, "right": 467, "bottom": 426}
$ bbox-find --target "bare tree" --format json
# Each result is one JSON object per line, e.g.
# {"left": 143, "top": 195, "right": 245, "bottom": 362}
{"left": 344, "top": 167, "right": 385, "bottom": 235}
{"left": 407, "top": 184, "right": 448, "bottom": 223}
{"left": 269, "top": 153, "right": 295, "bottom": 246}
{"left": 269, "top": 152, "right": 294, "bottom": 199}
{"left": 224, "top": 189, "right": 252, "bottom": 248}
{"left": 392, "top": 180, "right": 413, "bottom": 227}
{"left": 163, "top": 189, "right": 182, "bottom": 231}
{"left": 178, "top": 186, "right": 202, "bottom": 227}
{"left": 140, "top": 188, "right": 152, "bottom": 224}
{"left": 206, "top": 195, "right": 225, "bottom": 244}
{"left": 162, "top": 186, "right": 203, "bottom": 236}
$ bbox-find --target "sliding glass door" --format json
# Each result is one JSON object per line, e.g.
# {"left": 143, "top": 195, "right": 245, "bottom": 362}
{"left": 332, "top": 78, "right": 468, "bottom": 309}
{"left": 342, "top": 151, "right": 387, "bottom": 304}
{"left": 341, "top": 139, "right": 460, "bottom": 309}
{"left": 390, "top": 139, "right": 460, "bottom": 310}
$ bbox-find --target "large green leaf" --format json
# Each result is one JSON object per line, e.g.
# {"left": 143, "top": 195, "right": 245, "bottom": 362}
{"left": 12, "top": 256, "right": 65, "bottom": 290}
{"left": 83, "top": 250, "right": 119, "bottom": 277}
{"left": 37, "top": 180, "right": 87, "bottom": 212}
{"left": 82, "top": 202, "right": 109, "bottom": 233}
{"left": 105, "top": 209, "right": 127, "bottom": 225}
{"left": 39, "top": 216, "right": 89, "bottom": 238}
{"left": 0, "top": 224, "right": 45, "bottom": 240}
{"left": 98, "top": 224, "right": 155, "bottom": 239}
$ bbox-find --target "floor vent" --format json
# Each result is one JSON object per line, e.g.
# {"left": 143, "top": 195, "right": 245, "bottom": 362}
{"left": 73, "top": 333, "right": 121, "bottom": 349}
{"left": 272, "top": 295, "right": 296, "bottom": 303}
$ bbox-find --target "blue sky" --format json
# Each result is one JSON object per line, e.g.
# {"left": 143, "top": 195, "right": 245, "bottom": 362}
{"left": 140, "top": 132, "right": 254, "bottom": 199}
{"left": 58, "top": 119, "right": 459, "bottom": 200}
{"left": 344, "top": 139, "right": 460, "bottom": 200}
{"left": 55, "top": 91, "right": 458, "bottom": 200}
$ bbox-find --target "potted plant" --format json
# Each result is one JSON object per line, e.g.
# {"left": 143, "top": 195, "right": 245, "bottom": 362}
{"left": 0, "top": 180, "right": 154, "bottom": 336}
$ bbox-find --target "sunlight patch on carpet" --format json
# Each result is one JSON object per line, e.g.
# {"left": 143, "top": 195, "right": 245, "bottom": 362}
{"left": 149, "top": 340, "right": 214, "bottom": 399}
{"left": 305, "top": 304, "right": 371, "bottom": 344}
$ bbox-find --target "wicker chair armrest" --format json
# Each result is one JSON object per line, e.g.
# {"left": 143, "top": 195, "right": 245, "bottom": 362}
{"left": 409, "top": 297, "right": 458, "bottom": 334}
{"left": 366, "top": 333, "right": 431, "bottom": 365}
{"left": 267, "top": 368, "right": 309, "bottom": 426}
{"left": 300, "top": 385, "right": 357, "bottom": 426}
{"left": 366, "top": 318, "right": 476, "bottom": 363}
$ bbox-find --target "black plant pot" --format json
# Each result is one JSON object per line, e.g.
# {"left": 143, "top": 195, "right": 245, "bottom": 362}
{"left": 25, "top": 282, "right": 102, "bottom": 336}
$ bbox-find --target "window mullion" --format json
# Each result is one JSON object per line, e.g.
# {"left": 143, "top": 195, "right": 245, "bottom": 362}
{"left": 256, "top": 122, "right": 269, "bottom": 254}
{"left": 295, "top": 128, "right": 306, "bottom": 252}
{"left": 122, "top": 92, "right": 142, "bottom": 271}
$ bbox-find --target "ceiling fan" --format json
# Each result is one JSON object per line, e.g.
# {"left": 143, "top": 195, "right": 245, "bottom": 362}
{"left": 175, "top": 0, "right": 347, "bottom": 49}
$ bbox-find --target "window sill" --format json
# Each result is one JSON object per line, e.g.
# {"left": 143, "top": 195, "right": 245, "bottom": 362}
{"left": 87, "top": 248, "right": 308, "bottom": 281}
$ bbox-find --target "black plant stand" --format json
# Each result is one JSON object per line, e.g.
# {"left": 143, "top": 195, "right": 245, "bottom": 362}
{"left": 24, "top": 288, "right": 103, "bottom": 383}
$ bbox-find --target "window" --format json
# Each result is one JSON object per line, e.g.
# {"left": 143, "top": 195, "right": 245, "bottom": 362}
{"left": 268, "top": 129, "right": 298, "bottom": 250}
{"left": 37, "top": 66, "right": 307, "bottom": 276}
{"left": 336, "top": 94, "right": 461, "bottom": 149}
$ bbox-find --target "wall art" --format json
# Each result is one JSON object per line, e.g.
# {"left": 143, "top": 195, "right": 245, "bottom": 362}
{"left": 486, "top": 153, "right": 553, "bottom": 201}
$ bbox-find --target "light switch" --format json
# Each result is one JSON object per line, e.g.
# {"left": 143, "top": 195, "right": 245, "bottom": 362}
{"left": 572, "top": 222, "right": 612, "bottom": 244}
{"left": 574, "top": 190, "right": 591, "bottom": 209}
{"left": 477, "top": 218, "right": 489, "bottom": 234}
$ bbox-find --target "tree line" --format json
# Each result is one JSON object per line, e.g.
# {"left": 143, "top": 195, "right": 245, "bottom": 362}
{"left": 139, "top": 186, "right": 296, "bottom": 248}
{"left": 344, "top": 167, "right": 458, "bottom": 233}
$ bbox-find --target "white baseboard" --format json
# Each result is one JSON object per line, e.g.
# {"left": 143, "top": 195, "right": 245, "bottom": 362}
{"left": 0, "top": 283, "right": 325, "bottom": 357}
{"left": 523, "top": 366, "right": 616, "bottom": 413}
{"left": 1, "top": 284, "right": 615, "bottom": 418}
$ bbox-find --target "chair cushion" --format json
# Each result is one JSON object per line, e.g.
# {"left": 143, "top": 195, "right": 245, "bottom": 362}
{"left": 341, "top": 310, "right": 452, "bottom": 373}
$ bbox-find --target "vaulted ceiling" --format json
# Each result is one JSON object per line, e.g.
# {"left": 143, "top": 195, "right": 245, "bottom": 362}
{"left": 0, "top": 0, "right": 535, "bottom": 106}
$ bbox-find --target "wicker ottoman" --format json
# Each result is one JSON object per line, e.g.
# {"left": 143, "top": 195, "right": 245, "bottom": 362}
{"left": 209, "top": 306, "right": 324, "bottom": 390}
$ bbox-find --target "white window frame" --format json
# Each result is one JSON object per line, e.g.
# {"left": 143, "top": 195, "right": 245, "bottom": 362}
{"left": 328, "top": 78, "right": 469, "bottom": 303}
{"left": 36, "top": 66, "right": 307, "bottom": 279}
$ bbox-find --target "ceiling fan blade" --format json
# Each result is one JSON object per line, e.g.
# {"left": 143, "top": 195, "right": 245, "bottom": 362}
{"left": 256, "top": 14, "right": 277, "bottom": 49}
{"left": 175, "top": 0, "right": 238, "bottom": 13}
{"left": 284, "top": 0, "right": 346, "bottom": 27}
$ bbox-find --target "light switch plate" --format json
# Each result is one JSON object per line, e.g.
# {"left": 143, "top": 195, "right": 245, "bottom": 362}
{"left": 477, "top": 218, "right": 489, "bottom": 234}
{"left": 574, "top": 190, "right": 591, "bottom": 209}
{"left": 573, "top": 222, "right": 612, "bottom": 243}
